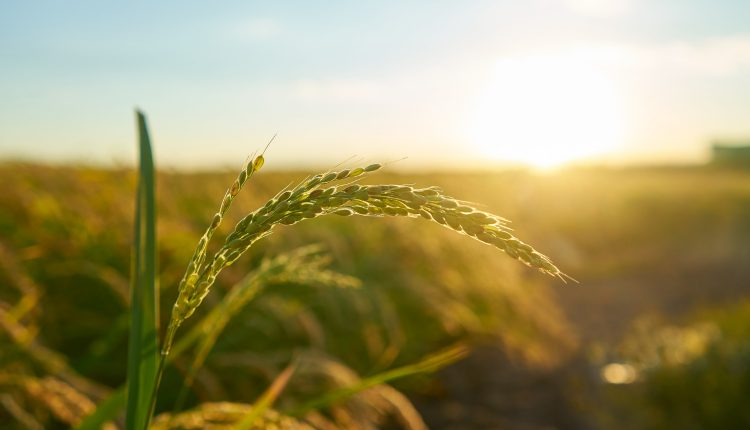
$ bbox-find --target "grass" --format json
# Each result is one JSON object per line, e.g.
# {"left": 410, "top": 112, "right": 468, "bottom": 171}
{"left": 2, "top": 119, "right": 749, "bottom": 428}
{"left": 124, "top": 111, "right": 563, "bottom": 428}
{"left": 0, "top": 111, "right": 567, "bottom": 429}
{"left": 125, "top": 111, "right": 159, "bottom": 430}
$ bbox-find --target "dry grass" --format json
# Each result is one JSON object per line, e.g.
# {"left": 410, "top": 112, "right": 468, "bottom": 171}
{"left": 152, "top": 402, "right": 317, "bottom": 430}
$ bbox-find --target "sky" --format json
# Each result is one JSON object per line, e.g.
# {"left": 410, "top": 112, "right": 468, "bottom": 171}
{"left": 1, "top": 0, "right": 750, "bottom": 169}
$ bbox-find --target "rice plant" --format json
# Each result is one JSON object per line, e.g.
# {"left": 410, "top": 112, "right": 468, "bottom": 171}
{"left": 120, "top": 111, "right": 566, "bottom": 429}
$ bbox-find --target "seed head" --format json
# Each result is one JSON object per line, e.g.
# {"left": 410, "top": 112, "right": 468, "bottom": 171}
{"left": 210, "top": 214, "right": 222, "bottom": 229}
{"left": 343, "top": 184, "right": 360, "bottom": 194}
{"left": 351, "top": 206, "right": 369, "bottom": 215}
{"left": 278, "top": 190, "right": 292, "bottom": 201}
{"left": 252, "top": 155, "right": 265, "bottom": 171}
{"left": 467, "top": 212, "right": 496, "bottom": 225}
{"left": 334, "top": 208, "right": 354, "bottom": 216}
{"left": 163, "top": 158, "right": 567, "bottom": 361}
{"left": 230, "top": 180, "right": 240, "bottom": 197}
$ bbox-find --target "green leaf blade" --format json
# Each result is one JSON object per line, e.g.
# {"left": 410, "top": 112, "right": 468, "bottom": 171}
{"left": 289, "top": 344, "right": 468, "bottom": 417}
{"left": 74, "top": 387, "right": 127, "bottom": 430}
{"left": 125, "top": 110, "right": 159, "bottom": 430}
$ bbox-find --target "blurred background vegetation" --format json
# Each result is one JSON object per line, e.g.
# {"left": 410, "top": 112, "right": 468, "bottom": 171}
{"left": 1, "top": 162, "right": 749, "bottom": 429}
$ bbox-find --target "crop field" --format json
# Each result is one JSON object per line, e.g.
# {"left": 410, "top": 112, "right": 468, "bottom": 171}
{"left": 1, "top": 162, "right": 750, "bottom": 429}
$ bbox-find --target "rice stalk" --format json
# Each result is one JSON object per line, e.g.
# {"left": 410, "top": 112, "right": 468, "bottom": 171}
{"left": 162, "top": 160, "right": 566, "bottom": 356}
{"left": 150, "top": 156, "right": 566, "bottom": 427}
{"left": 162, "top": 161, "right": 565, "bottom": 357}
{"left": 162, "top": 150, "right": 267, "bottom": 354}
{"left": 76, "top": 246, "right": 359, "bottom": 427}
{"left": 171, "top": 245, "right": 360, "bottom": 411}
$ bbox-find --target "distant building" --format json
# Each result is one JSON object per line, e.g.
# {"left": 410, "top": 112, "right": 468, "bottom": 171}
{"left": 711, "top": 142, "right": 750, "bottom": 167}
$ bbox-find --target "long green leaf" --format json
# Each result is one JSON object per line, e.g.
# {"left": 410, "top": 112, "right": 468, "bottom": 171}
{"left": 74, "top": 387, "right": 127, "bottom": 430}
{"left": 232, "top": 362, "right": 297, "bottom": 430}
{"left": 124, "top": 110, "right": 159, "bottom": 430}
{"left": 289, "top": 344, "right": 468, "bottom": 417}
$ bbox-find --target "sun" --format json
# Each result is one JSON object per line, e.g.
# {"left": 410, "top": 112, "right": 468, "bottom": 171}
{"left": 467, "top": 50, "right": 626, "bottom": 170}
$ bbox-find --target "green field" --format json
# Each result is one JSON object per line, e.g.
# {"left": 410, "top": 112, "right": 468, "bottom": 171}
{"left": 2, "top": 163, "right": 750, "bottom": 429}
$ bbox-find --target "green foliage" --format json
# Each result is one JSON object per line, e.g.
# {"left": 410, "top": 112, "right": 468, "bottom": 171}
{"left": 2, "top": 148, "right": 750, "bottom": 429}
{"left": 289, "top": 344, "right": 468, "bottom": 417}
{"left": 125, "top": 111, "right": 159, "bottom": 430}
{"left": 75, "top": 388, "right": 126, "bottom": 430}
{"left": 0, "top": 159, "right": 582, "bottom": 428}
{"left": 25, "top": 161, "right": 750, "bottom": 428}
{"left": 603, "top": 302, "right": 750, "bottom": 430}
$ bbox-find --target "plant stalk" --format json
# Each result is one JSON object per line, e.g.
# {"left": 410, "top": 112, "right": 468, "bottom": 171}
{"left": 143, "top": 353, "right": 167, "bottom": 430}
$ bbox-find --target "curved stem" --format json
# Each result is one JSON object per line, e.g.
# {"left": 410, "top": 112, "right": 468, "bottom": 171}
{"left": 143, "top": 353, "right": 167, "bottom": 430}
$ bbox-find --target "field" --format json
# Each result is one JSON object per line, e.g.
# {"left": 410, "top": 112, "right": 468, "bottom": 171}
{"left": 2, "top": 162, "right": 750, "bottom": 429}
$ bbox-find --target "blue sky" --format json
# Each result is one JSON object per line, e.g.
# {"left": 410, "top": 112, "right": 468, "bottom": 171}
{"left": 2, "top": 1, "right": 750, "bottom": 169}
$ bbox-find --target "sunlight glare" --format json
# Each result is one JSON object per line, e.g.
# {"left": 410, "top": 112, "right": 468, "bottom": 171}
{"left": 468, "top": 50, "right": 626, "bottom": 169}
{"left": 601, "top": 362, "right": 638, "bottom": 384}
